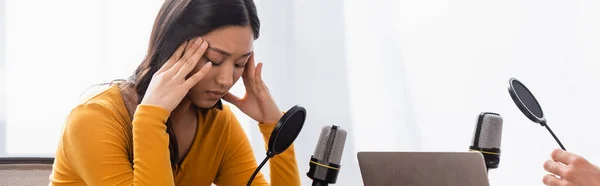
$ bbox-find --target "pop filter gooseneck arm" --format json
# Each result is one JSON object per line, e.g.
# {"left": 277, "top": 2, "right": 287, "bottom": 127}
{"left": 247, "top": 151, "right": 274, "bottom": 186}
{"left": 540, "top": 120, "right": 566, "bottom": 151}
{"left": 246, "top": 105, "right": 306, "bottom": 186}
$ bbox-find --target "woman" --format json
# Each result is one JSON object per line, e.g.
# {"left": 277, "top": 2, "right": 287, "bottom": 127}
{"left": 49, "top": 0, "right": 300, "bottom": 185}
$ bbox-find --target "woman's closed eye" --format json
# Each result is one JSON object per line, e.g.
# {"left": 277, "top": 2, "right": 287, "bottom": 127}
{"left": 235, "top": 60, "right": 247, "bottom": 68}
{"left": 235, "top": 56, "right": 251, "bottom": 68}
{"left": 204, "top": 56, "right": 222, "bottom": 66}
{"left": 205, "top": 56, "right": 247, "bottom": 68}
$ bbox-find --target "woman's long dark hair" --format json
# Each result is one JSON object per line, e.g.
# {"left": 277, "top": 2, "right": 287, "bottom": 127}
{"left": 131, "top": 0, "right": 260, "bottom": 103}
{"left": 125, "top": 0, "right": 260, "bottom": 168}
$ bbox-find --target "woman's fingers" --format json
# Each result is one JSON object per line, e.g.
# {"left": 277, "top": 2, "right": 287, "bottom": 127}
{"left": 222, "top": 92, "right": 242, "bottom": 106}
{"left": 167, "top": 37, "right": 204, "bottom": 76}
{"left": 179, "top": 37, "right": 204, "bottom": 63}
{"left": 174, "top": 41, "right": 208, "bottom": 80}
{"left": 157, "top": 41, "right": 188, "bottom": 74}
{"left": 241, "top": 53, "right": 257, "bottom": 91}
{"left": 183, "top": 62, "right": 212, "bottom": 89}
{"left": 254, "top": 62, "right": 268, "bottom": 94}
{"left": 544, "top": 160, "right": 569, "bottom": 177}
{"left": 542, "top": 174, "right": 565, "bottom": 186}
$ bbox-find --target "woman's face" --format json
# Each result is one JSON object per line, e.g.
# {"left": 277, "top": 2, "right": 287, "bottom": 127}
{"left": 187, "top": 25, "right": 254, "bottom": 108}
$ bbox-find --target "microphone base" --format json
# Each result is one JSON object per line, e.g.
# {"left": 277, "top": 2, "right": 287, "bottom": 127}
{"left": 312, "top": 181, "right": 329, "bottom": 186}
{"left": 469, "top": 146, "right": 500, "bottom": 170}
{"left": 307, "top": 156, "right": 340, "bottom": 184}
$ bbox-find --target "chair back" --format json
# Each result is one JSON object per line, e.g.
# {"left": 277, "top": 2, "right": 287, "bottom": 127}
{"left": 0, "top": 157, "right": 54, "bottom": 186}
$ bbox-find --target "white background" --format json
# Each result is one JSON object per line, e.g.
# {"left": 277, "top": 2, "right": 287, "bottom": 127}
{"left": 3, "top": 0, "right": 600, "bottom": 185}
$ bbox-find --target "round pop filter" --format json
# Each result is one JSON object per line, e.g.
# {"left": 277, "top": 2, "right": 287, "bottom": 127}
{"left": 267, "top": 105, "right": 307, "bottom": 156}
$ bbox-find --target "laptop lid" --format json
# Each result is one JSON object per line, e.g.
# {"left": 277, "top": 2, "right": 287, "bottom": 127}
{"left": 357, "top": 151, "right": 490, "bottom": 186}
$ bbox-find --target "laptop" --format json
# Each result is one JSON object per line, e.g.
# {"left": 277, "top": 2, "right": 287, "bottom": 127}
{"left": 357, "top": 151, "right": 490, "bottom": 186}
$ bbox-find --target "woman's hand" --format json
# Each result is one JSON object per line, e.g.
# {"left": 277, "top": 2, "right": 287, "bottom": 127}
{"left": 222, "top": 53, "right": 283, "bottom": 124}
{"left": 141, "top": 37, "right": 212, "bottom": 113}
{"left": 543, "top": 149, "right": 600, "bottom": 186}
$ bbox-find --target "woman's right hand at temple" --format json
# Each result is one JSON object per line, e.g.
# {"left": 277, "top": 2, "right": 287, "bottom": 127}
{"left": 141, "top": 37, "right": 212, "bottom": 112}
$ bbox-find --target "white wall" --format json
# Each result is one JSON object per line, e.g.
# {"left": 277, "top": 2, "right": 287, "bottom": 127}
{"left": 5, "top": 0, "right": 162, "bottom": 156}
{"left": 4, "top": 0, "right": 600, "bottom": 186}
{"left": 343, "top": 0, "right": 600, "bottom": 185}
{"left": 0, "top": 0, "right": 6, "bottom": 156}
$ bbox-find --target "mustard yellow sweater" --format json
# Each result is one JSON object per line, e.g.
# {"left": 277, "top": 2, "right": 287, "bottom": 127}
{"left": 49, "top": 85, "right": 300, "bottom": 186}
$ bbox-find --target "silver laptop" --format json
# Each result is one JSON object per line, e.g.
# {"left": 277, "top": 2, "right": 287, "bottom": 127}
{"left": 357, "top": 151, "right": 490, "bottom": 186}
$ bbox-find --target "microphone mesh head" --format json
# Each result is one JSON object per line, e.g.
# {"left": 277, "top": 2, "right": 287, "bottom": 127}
{"left": 471, "top": 113, "right": 503, "bottom": 149}
{"left": 313, "top": 127, "right": 331, "bottom": 160}
{"left": 313, "top": 125, "right": 347, "bottom": 165}
{"left": 329, "top": 128, "right": 347, "bottom": 164}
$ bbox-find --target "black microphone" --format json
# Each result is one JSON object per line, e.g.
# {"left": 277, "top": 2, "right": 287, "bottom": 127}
{"left": 469, "top": 112, "right": 503, "bottom": 171}
{"left": 307, "top": 125, "right": 347, "bottom": 186}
